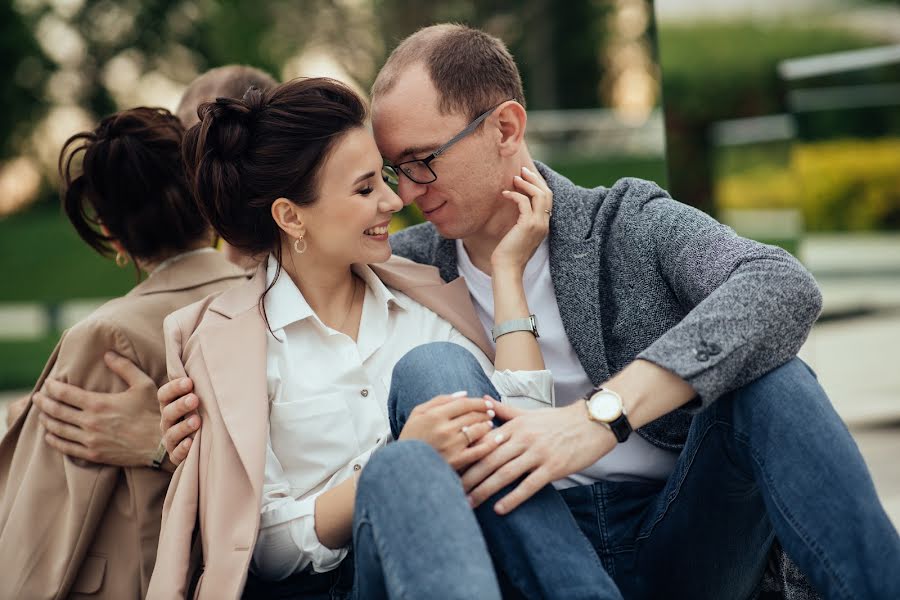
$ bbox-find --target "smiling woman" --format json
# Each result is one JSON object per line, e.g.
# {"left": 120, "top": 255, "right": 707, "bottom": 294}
{"left": 148, "top": 75, "right": 609, "bottom": 600}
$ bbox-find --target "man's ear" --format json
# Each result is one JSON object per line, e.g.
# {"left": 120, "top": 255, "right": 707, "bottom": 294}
{"left": 271, "top": 198, "right": 306, "bottom": 241}
{"left": 494, "top": 101, "right": 527, "bottom": 158}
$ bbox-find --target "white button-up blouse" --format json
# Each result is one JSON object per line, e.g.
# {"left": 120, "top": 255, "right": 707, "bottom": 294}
{"left": 252, "top": 258, "right": 554, "bottom": 580}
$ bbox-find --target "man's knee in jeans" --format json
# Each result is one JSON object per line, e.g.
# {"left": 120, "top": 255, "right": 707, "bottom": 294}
{"left": 724, "top": 356, "right": 835, "bottom": 429}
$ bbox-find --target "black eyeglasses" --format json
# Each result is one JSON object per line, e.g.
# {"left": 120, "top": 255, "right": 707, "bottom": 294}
{"left": 384, "top": 102, "right": 507, "bottom": 186}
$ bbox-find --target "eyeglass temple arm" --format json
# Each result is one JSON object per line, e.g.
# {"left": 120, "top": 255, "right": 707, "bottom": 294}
{"left": 431, "top": 110, "right": 495, "bottom": 158}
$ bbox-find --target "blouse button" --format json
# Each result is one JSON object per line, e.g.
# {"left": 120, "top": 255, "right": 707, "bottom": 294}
{"left": 353, "top": 464, "right": 362, "bottom": 471}
{"left": 360, "top": 389, "right": 369, "bottom": 397}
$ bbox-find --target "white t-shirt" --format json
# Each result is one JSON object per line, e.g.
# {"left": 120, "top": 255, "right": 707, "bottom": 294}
{"left": 456, "top": 239, "right": 679, "bottom": 489}
{"left": 254, "top": 258, "right": 555, "bottom": 578}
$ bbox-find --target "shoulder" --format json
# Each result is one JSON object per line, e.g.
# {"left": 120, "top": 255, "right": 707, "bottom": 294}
{"left": 163, "top": 289, "right": 231, "bottom": 346}
{"left": 389, "top": 222, "right": 440, "bottom": 264}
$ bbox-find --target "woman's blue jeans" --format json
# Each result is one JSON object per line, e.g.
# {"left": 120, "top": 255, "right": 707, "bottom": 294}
{"left": 387, "top": 342, "right": 622, "bottom": 600}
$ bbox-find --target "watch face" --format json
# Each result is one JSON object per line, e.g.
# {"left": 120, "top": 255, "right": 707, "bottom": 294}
{"left": 588, "top": 391, "right": 623, "bottom": 422}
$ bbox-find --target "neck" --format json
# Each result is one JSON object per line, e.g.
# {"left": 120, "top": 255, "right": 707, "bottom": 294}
{"left": 462, "top": 155, "right": 541, "bottom": 275}
{"left": 136, "top": 236, "right": 216, "bottom": 273}
{"left": 278, "top": 246, "right": 358, "bottom": 326}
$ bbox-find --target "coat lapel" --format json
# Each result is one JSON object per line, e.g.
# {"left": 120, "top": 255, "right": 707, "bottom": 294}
{"left": 197, "top": 266, "right": 270, "bottom": 494}
{"left": 540, "top": 162, "right": 611, "bottom": 385}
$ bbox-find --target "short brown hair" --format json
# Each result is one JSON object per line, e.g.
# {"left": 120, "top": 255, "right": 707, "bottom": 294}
{"left": 176, "top": 65, "right": 278, "bottom": 127}
{"left": 372, "top": 23, "right": 525, "bottom": 120}
{"left": 60, "top": 107, "right": 209, "bottom": 262}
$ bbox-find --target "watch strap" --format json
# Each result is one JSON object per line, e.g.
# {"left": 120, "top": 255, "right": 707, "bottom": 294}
{"left": 150, "top": 440, "right": 167, "bottom": 470}
{"left": 491, "top": 315, "right": 539, "bottom": 343}
{"left": 607, "top": 413, "right": 633, "bottom": 443}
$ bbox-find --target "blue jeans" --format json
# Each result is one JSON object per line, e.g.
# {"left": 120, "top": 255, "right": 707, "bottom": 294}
{"left": 388, "top": 342, "right": 622, "bottom": 600}
{"left": 560, "top": 358, "right": 900, "bottom": 600}
{"left": 390, "top": 344, "right": 900, "bottom": 600}
{"left": 245, "top": 440, "right": 504, "bottom": 600}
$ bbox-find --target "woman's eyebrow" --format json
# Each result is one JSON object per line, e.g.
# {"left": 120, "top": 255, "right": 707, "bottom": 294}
{"left": 352, "top": 171, "right": 376, "bottom": 185}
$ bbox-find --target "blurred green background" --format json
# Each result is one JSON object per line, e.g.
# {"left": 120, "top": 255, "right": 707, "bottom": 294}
{"left": 1, "top": 0, "right": 899, "bottom": 389}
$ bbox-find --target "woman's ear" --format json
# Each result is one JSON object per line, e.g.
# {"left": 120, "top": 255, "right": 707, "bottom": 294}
{"left": 494, "top": 101, "right": 527, "bottom": 158}
{"left": 99, "top": 223, "right": 126, "bottom": 255}
{"left": 271, "top": 198, "right": 306, "bottom": 240}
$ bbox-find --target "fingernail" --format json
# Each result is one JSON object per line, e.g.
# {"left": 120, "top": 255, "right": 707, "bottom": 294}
{"left": 484, "top": 400, "right": 494, "bottom": 409}
{"left": 487, "top": 409, "right": 496, "bottom": 419}
{"left": 467, "top": 495, "right": 475, "bottom": 507}
{"left": 523, "top": 166, "right": 532, "bottom": 174}
{"left": 179, "top": 380, "right": 190, "bottom": 391}
{"left": 495, "top": 501, "right": 506, "bottom": 514}
{"left": 104, "top": 351, "right": 115, "bottom": 361}
{"left": 451, "top": 391, "right": 467, "bottom": 398}
{"left": 489, "top": 421, "right": 495, "bottom": 429}
{"left": 494, "top": 432, "right": 505, "bottom": 443}
{"left": 185, "top": 395, "right": 198, "bottom": 409}
{"left": 514, "top": 175, "right": 522, "bottom": 180}
{"left": 187, "top": 416, "right": 199, "bottom": 428}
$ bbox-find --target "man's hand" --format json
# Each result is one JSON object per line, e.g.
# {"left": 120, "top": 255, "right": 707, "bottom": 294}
{"left": 5, "top": 394, "right": 30, "bottom": 429}
{"left": 461, "top": 401, "right": 616, "bottom": 515}
{"left": 398, "top": 394, "right": 505, "bottom": 472}
{"left": 33, "top": 352, "right": 162, "bottom": 467}
{"left": 462, "top": 360, "right": 697, "bottom": 515}
{"left": 158, "top": 377, "right": 201, "bottom": 467}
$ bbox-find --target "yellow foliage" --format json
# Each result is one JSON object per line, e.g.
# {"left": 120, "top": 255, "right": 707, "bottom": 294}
{"left": 716, "top": 138, "right": 900, "bottom": 231}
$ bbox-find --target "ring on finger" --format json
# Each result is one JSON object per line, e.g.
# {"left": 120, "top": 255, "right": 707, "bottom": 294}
{"left": 460, "top": 426, "right": 473, "bottom": 445}
{"left": 544, "top": 209, "right": 552, "bottom": 217}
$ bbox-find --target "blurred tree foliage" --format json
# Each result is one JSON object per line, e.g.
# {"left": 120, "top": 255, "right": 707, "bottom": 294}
{"left": 658, "top": 22, "right": 879, "bottom": 214}
{"left": 0, "top": 0, "right": 50, "bottom": 160}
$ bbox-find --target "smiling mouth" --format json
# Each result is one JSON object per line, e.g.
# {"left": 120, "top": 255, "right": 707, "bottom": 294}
{"left": 364, "top": 224, "right": 389, "bottom": 236}
{"left": 422, "top": 202, "right": 446, "bottom": 216}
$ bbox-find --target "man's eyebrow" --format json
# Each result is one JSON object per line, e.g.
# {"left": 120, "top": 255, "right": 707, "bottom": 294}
{"left": 352, "top": 171, "right": 376, "bottom": 185}
{"left": 396, "top": 144, "right": 440, "bottom": 161}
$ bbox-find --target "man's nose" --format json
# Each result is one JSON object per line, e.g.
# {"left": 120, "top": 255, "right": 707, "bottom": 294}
{"left": 397, "top": 176, "right": 426, "bottom": 207}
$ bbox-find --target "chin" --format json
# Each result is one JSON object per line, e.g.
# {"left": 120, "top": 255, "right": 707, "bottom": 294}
{"left": 361, "top": 245, "right": 393, "bottom": 265}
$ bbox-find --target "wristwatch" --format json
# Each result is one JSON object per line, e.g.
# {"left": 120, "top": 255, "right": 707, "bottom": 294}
{"left": 150, "top": 440, "right": 167, "bottom": 470}
{"left": 492, "top": 314, "right": 539, "bottom": 343}
{"left": 585, "top": 387, "right": 633, "bottom": 443}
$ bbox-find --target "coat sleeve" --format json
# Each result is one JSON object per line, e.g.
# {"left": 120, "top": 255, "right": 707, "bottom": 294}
{"left": 0, "top": 319, "right": 139, "bottom": 599}
{"left": 620, "top": 184, "right": 823, "bottom": 407}
{"left": 147, "top": 311, "right": 203, "bottom": 599}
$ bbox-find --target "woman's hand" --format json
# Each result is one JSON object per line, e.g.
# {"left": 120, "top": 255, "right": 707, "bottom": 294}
{"left": 490, "top": 166, "right": 553, "bottom": 274}
{"left": 398, "top": 393, "right": 506, "bottom": 472}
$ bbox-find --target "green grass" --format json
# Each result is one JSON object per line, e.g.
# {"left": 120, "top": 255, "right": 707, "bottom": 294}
{"left": 551, "top": 156, "right": 668, "bottom": 190}
{"left": 0, "top": 333, "right": 60, "bottom": 390}
{"left": 0, "top": 205, "right": 135, "bottom": 303}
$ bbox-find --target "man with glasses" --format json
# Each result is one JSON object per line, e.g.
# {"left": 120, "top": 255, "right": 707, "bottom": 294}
{"left": 159, "top": 23, "right": 897, "bottom": 599}
{"left": 367, "top": 24, "right": 897, "bottom": 600}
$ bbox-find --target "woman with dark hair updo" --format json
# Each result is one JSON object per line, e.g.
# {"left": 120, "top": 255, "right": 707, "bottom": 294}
{"left": 148, "top": 78, "right": 608, "bottom": 600}
{"left": 0, "top": 107, "right": 248, "bottom": 599}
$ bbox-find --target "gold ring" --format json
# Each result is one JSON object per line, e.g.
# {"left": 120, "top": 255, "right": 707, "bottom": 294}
{"left": 460, "top": 426, "right": 473, "bottom": 445}
{"left": 544, "top": 209, "right": 552, "bottom": 217}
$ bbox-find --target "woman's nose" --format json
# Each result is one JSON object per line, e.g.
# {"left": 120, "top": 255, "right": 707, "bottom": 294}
{"left": 381, "top": 186, "right": 405, "bottom": 212}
